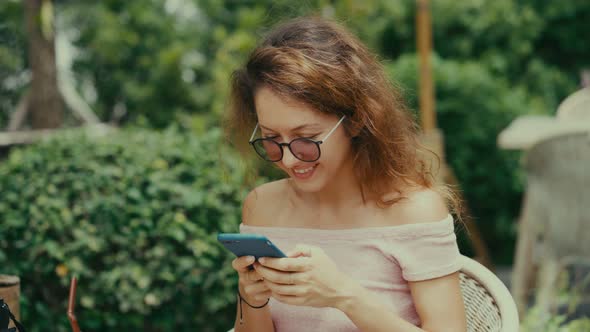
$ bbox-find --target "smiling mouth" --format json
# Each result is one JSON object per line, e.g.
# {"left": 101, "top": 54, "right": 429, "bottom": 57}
{"left": 291, "top": 164, "right": 318, "bottom": 179}
{"left": 294, "top": 166, "right": 315, "bottom": 174}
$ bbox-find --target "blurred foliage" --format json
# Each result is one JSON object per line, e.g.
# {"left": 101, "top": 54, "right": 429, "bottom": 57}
{"left": 65, "top": 0, "right": 210, "bottom": 127}
{"left": 0, "top": 0, "right": 27, "bottom": 129}
{"left": 0, "top": 127, "right": 260, "bottom": 331}
{"left": 1, "top": 0, "right": 587, "bottom": 127}
{"left": 522, "top": 307, "right": 590, "bottom": 332}
{"left": 59, "top": 0, "right": 329, "bottom": 128}
{"left": 521, "top": 268, "right": 590, "bottom": 332}
{"left": 376, "top": 0, "right": 582, "bottom": 112}
{"left": 1, "top": 0, "right": 590, "bottom": 330}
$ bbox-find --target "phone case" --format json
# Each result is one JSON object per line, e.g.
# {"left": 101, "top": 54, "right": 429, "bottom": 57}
{"left": 217, "top": 233, "right": 287, "bottom": 260}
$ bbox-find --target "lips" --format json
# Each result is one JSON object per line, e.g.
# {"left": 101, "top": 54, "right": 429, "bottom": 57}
{"left": 291, "top": 164, "right": 318, "bottom": 180}
{"left": 294, "top": 166, "right": 315, "bottom": 174}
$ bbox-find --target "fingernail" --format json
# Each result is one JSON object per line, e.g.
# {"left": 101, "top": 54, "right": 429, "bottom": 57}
{"left": 247, "top": 256, "right": 255, "bottom": 262}
{"left": 259, "top": 258, "right": 266, "bottom": 264}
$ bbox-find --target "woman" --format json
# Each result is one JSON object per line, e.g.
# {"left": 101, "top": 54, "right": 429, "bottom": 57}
{"left": 225, "top": 15, "right": 467, "bottom": 332}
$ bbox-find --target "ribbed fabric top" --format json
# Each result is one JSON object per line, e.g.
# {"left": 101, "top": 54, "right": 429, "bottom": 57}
{"left": 239, "top": 214, "right": 462, "bottom": 331}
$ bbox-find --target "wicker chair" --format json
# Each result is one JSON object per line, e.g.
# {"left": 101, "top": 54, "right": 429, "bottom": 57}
{"left": 459, "top": 255, "right": 519, "bottom": 332}
{"left": 227, "top": 255, "right": 519, "bottom": 332}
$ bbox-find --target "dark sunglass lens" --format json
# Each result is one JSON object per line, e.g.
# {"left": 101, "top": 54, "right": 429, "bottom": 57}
{"left": 291, "top": 139, "right": 320, "bottom": 161}
{"left": 254, "top": 139, "right": 282, "bottom": 161}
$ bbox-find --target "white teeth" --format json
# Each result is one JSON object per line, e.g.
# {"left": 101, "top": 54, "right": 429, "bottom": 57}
{"left": 294, "top": 166, "right": 315, "bottom": 174}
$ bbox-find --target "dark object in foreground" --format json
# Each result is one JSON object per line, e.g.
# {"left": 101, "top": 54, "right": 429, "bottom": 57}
{"left": 0, "top": 298, "right": 25, "bottom": 332}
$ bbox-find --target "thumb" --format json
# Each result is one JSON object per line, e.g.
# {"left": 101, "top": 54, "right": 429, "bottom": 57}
{"left": 287, "top": 244, "right": 313, "bottom": 258}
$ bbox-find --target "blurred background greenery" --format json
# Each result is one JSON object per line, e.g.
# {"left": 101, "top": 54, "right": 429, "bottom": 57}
{"left": 0, "top": 0, "right": 589, "bottom": 331}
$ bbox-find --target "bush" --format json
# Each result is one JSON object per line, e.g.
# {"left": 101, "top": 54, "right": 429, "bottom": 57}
{"left": 522, "top": 306, "right": 590, "bottom": 332}
{"left": 0, "top": 127, "right": 252, "bottom": 331}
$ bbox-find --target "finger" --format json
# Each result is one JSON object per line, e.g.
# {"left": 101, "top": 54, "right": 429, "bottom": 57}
{"left": 238, "top": 270, "right": 261, "bottom": 285}
{"left": 247, "top": 269, "right": 264, "bottom": 282}
{"left": 254, "top": 263, "right": 288, "bottom": 284}
{"left": 243, "top": 280, "right": 270, "bottom": 295}
{"left": 265, "top": 278, "right": 307, "bottom": 296}
{"left": 254, "top": 290, "right": 272, "bottom": 302}
{"left": 256, "top": 265, "right": 307, "bottom": 285}
{"left": 232, "top": 256, "right": 256, "bottom": 272}
{"left": 258, "top": 256, "right": 310, "bottom": 272}
{"left": 286, "top": 244, "right": 314, "bottom": 258}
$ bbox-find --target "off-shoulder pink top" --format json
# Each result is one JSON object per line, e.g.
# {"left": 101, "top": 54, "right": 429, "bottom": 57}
{"left": 239, "top": 214, "right": 462, "bottom": 331}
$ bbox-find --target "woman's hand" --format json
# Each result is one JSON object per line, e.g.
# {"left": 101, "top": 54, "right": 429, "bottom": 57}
{"left": 253, "top": 244, "right": 359, "bottom": 308}
{"left": 232, "top": 255, "right": 271, "bottom": 306}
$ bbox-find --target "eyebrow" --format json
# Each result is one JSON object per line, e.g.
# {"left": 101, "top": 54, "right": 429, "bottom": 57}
{"left": 259, "top": 123, "right": 321, "bottom": 132}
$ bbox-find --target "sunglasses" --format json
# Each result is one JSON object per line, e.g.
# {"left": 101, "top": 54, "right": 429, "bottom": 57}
{"left": 249, "top": 116, "right": 345, "bottom": 162}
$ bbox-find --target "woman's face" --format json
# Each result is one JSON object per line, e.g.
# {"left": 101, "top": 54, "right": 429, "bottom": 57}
{"left": 253, "top": 86, "right": 353, "bottom": 192}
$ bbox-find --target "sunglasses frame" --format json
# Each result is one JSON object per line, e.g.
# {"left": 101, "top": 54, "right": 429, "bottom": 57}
{"left": 249, "top": 115, "right": 346, "bottom": 163}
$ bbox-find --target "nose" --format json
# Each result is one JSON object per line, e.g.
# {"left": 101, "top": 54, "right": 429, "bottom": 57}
{"left": 281, "top": 145, "right": 300, "bottom": 168}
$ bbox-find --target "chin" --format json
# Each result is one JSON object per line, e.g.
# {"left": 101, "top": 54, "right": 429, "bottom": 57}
{"left": 291, "top": 180, "right": 324, "bottom": 193}
{"left": 289, "top": 172, "right": 327, "bottom": 193}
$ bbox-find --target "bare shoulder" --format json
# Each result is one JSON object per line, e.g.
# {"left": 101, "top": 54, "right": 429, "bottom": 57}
{"left": 382, "top": 186, "right": 450, "bottom": 226}
{"left": 242, "top": 179, "right": 289, "bottom": 226}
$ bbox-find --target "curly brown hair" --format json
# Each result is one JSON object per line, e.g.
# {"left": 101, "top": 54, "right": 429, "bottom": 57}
{"left": 225, "top": 15, "right": 461, "bottom": 215}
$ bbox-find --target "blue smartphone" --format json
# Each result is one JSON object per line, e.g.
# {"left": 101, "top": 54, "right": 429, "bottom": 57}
{"left": 217, "top": 233, "right": 287, "bottom": 262}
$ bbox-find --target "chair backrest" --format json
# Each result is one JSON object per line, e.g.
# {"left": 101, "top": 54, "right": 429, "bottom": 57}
{"left": 556, "top": 87, "right": 590, "bottom": 120}
{"left": 524, "top": 132, "right": 590, "bottom": 257}
{"left": 460, "top": 255, "right": 520, "bottom": 332}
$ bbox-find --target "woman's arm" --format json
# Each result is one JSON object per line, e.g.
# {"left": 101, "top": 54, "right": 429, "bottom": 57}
{"left": 337, "top": 272, "right": 466, "bottom": 332}
{"left": 234, "top": 297, "right": 274, "bottom": 332}
{"left": 235, "top": 187, "right": 275, "bottom": 332}
{"left": 338, "top": 189, "right": 467, "bottom": 331}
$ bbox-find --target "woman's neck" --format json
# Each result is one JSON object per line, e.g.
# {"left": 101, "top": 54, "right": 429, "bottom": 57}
{"left": 288, "top": 159, "right": 366, "bottom": 212}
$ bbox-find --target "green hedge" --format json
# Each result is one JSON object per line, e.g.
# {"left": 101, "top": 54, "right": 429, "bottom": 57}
{"left": 0, "top": 127, "right": 250, "bottom": 331}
